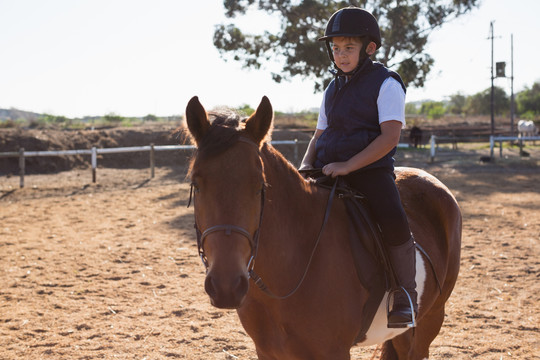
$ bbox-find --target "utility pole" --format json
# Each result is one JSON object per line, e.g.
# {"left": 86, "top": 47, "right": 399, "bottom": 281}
{"left": 489, "top": 21, "right": 495, "bottom": 138}
{"left": 510, "top": 34, "right": 515, "bottom": 137}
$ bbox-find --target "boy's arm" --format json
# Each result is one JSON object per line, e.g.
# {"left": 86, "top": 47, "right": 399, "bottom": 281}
{"left": 299, "top": 129, "right": 325, "bottom": 170}
{"left": 322, "top": 120, "right": 402, "bottom": 177}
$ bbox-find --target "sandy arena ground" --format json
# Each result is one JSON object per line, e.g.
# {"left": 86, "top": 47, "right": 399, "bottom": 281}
{"left": 1, "top": 148, "right": 539, "bottom": 359}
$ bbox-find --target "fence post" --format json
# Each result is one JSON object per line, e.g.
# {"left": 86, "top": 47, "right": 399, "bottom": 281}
{"left": 19, "top": 148, "right": 25, "bottom": 188}
{"left": 429, "top": 135, "right": 436, "bottom": 163}
{"left": 150, "top": 143, "right": 155, "bottom": 178}
{"left": 293, "top": 139, "right": 299, "bottom": 166}
{"left": 489, "top": 136, "right": 494, "bottom": 158}
{"left": 91, "top": 147, "right": 97, "bottom": 183}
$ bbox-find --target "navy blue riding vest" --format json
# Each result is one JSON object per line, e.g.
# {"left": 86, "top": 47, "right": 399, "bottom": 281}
{"left": 314, "top": 58, "right": 406, "bottom": 171}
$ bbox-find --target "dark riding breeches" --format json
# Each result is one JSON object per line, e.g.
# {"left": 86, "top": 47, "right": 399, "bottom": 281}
{"left": 345, "top": 167, "right": 411, "bottom": 246}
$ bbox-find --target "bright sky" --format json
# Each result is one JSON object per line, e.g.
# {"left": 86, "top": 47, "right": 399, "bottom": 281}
{"left": 1, "top": 0, "right": 538, "bottom": 118}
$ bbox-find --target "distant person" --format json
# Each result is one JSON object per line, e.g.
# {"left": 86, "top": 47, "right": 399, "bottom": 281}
{"left": 299, "top": 7, "right": 417, "bottom": 328}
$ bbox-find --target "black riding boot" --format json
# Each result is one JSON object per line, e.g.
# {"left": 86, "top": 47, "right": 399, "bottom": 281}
{"left": 387, "top": 237, "right": 418, "bottom": 328}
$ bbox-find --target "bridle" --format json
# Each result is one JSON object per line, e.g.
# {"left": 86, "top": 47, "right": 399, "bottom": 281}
{"left": 187, "top": 136, "right": 337, "bottom": 300}
{"left": 189, "top": 182, "right": 265, "bottom": 274}
{"left": 188, "top": 137, "right": 265, "bottom": 275}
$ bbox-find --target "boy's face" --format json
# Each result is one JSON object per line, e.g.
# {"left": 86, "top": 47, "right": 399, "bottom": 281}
{"left": 331, "top": 37, "right": 363, "bottom": 73}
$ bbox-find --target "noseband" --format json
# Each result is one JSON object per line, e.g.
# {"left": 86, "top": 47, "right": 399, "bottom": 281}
{"left": 191, "top": 186, "right": 265, "bottom": 272}
{"left": 188, "top": 137, "right": 265, "bottom": 273}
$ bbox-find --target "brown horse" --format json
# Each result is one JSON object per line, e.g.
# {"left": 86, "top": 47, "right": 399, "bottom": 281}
{"left": 185, "top": 96, "right": 462, "bottom": 360}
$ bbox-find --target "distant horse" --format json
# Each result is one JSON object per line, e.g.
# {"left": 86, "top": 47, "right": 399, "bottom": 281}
{"left": 517, "top": 119, "right": 537, "bottom": 138}
{"left": 185, "top": 96, "right": 462, "bottom": 360}
{"left": 409, "top": 126, "right": 423, "bottom": 148}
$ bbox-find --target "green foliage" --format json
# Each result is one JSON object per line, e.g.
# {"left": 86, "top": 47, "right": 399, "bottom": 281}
{"left": 143, "top": 114, "right": 158, "bottom": 122}
{"left": 405, "top": 102, "right": 419, "bottom": 115}
{"left": 516, "top": 82, "right": 540, "bottom": 117}
{"left": 446, "top": 93, "right": 467, "bottom": 115}
{"left": 43, "top": 114, "right": 70, "bottom": 123}
{"left": 103, "top": 113, "right": 125, "bottom": 124}
{"left": 419, "top": 101, "right": 445, "bottom": 119}
{"left": 274, "top": 111, "right": 318, "bottom": 129}
{"left": 236, "top": 104, "right": 255, "bottom": 116}
{"left": 0, "top": 119, "right": 19, "bottom": 128}
{"left": 464, "top": 86, "right": 509, "bottom": 116}
{"left": 214, "top": 0, "right": 479, "bottom": 92}
{"left": 41, "top": 114, "right": 74, "bottom": 128}
{"left": 0, "top": 107, "right": 183, "bottom": 130}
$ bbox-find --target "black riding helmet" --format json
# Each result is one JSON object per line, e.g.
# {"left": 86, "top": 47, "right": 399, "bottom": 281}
{"left": 319, "top": 7, "right": 381, "bottom": 70}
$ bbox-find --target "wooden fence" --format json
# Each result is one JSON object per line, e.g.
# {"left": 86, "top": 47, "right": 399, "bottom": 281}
{"left": 0, "top": 141, "right": 308, "bottom": 188}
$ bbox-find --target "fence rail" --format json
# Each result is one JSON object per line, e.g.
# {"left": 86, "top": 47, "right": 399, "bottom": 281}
{"left": 429, "top": 135, "right": 540, "bottom": 162}
{"left": 1, "top": 141, "right": 308, "bottom": 188}
{"left": 9, "top": 135, "right": 533, "bottom": 188}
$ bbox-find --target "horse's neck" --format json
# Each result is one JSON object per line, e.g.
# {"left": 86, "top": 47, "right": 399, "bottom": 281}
{"left": 261, "top": 146, "right": 326, "bottom": 236}
{"left": 254, "top": 146, "right": 336, "bottom": 291}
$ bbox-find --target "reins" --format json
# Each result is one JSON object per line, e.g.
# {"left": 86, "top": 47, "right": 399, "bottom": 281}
{"left": 249, "top": 179, "right": 338, "bottom": 300}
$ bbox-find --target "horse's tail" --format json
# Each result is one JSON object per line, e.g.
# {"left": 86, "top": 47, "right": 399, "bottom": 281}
{"left": 396, "top": 167, "right": 462, "bottom": 299}
{"left": 430, "top": 176, "right": 462, "bottom": 299}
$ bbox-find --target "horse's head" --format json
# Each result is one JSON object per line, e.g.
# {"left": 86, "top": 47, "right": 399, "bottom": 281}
{"left": 185, "top": 96, "right": 273, "bottom": 309}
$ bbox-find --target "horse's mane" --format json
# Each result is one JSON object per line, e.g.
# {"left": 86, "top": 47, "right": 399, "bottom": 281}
{"left": 196, "top": 109, "right": 245, "bottom": 160}
{"left": 189, "top": 108, "right": 305, "bottom": 185}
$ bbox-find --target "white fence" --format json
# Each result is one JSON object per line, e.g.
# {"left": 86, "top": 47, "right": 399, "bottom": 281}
{"left": 429, "top": 135, "right": 540, "bottom": 162}
{"left": 7, "top": 136, "right": 535, "bottom": 188}
{"left": 489, "top": 135, "right": 539, "bottom": 158}
{"left": 0, "top": 140, "right": 307, "bottom": 188}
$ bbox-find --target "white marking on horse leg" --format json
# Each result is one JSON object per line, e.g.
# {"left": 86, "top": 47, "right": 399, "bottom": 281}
{"left": 358, "top": 250, "right": 427, "bottom": 347}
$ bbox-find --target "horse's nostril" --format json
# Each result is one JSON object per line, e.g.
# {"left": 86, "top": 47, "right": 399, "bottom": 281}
{"left": 235, "top": 275, "right": 249, "bottom": 296}
{"left": 204, "top": 275, "right": 217, "bottom": 298}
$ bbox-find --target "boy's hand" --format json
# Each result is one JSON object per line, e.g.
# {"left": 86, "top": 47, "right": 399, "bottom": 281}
{"left": 322, "top": 162, "right": 350, "bottom": 177}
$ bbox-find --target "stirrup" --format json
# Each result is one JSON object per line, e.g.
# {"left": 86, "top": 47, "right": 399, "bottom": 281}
{"left": 386, "top": 286, "right": 416, "bottom": 328}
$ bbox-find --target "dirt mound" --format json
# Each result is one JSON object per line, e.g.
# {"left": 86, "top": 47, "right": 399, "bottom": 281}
{"left": 0, "top": 126, "right": 312, "bottom": 176}
{"left": 0, "top": 125, "right": 189, "bottom": 175}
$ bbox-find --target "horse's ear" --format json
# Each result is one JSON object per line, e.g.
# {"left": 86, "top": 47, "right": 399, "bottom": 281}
{"left": 185, "top": 96, "right": 210, "bottom": 145}
{"left": 245, "top": 96, "right": 273, "bottom": 145}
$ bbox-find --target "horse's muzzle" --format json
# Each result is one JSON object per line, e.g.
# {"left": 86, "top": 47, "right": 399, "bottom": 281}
{"left": 204, "top": 271, "right": 249, "bottom": 309}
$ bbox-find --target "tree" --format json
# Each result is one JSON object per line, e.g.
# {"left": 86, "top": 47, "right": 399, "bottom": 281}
{"left": 214, "top": 0, "right": 479, "bottom": 92}
{"left": 405, "top": 102, "right": 419, "bottom": 115}
{"left": 516, "top": 81, "right": 540, "bottom": 118}
{"left": 236, "top": 104, "right": 255, "bottom": 116}
{"left": 465, "top": 87, "right": 508, "bottom": 116}
{"left": 446, "top": 92, "right": 467, "bottom": 115}
{"left": 143, "top": 114, "right": 158, "bottom": 122}
{"left": 419, "top": 101, "right": 445, "bottom": 119}
{"left": 103, "top": 113, "right": 124, "bottom": 124}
